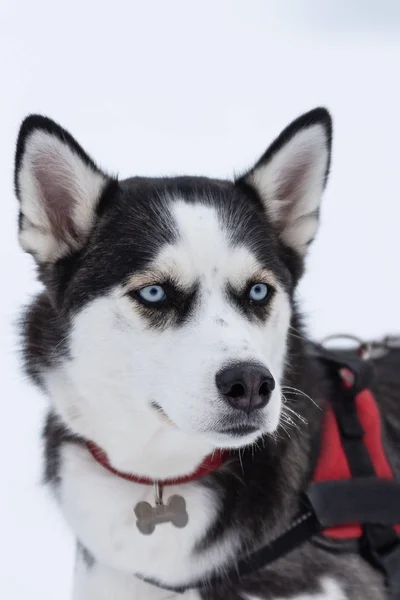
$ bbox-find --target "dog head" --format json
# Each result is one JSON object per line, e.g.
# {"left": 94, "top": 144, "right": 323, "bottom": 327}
{"left": 15, "top": 109, "right": 331, "bottom": 475}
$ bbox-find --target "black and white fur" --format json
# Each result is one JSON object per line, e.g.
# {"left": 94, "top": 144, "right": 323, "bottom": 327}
{"left": 14, "top": 109, "right": 400, "bottom": 599}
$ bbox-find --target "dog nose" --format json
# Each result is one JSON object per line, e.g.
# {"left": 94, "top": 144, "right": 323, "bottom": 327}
{"left": 216, "top": 362, "right": 275, "bottom": 414}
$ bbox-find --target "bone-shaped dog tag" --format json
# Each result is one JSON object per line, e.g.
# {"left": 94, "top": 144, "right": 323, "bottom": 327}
{"left": 134, "top": 486, "right": 189, "bottom": 535}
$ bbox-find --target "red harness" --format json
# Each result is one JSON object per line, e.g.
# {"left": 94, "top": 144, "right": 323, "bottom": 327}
{"left": 304, "top": 348, "right": 400, "bottom": 600}
{"left": 314, "top": 383, "right": 400, "bottom": 539}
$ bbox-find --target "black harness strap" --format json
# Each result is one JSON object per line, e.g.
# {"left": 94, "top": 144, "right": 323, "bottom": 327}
{"left": 138, "top": 507, "right": 322, "bottom": 594}
{"left": 307, "top": 479, "right": 400, "bottom": 530}
{"left": 363, "top": 524, "right": 400, "bottom": 599}
{"left": 202, "top": 507, "right": 320, "bottom": 590}
{"left": 308, "top": 341, "right": 374, "bottom": 394}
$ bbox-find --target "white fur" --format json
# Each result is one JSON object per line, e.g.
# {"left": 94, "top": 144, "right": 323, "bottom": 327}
{"left": 62, "top": 442, "right": 239, "bottom": 589}
{"left": 17, "top": 130, "right": 107, "bottom": 262}
{"left": 246, "top": 124, "right": 329, "bottom": 254}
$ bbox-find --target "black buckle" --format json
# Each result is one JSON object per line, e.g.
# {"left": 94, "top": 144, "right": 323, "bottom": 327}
{"left": 363, "top": 525, "right": 400, "bottom": 599}
{"left": 306, "top": 480, "right": 400, "bottom": 530}
{"left": 309, "top": 342, "right": 374, "bottom": 394}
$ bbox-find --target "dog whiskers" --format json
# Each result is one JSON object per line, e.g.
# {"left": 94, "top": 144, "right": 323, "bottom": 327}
{"left": 279, "top": 423, "right": 292, "bottom": 439}
{"left": 278, "top": 394, "right": 308, "bottom": 438}
{"left": 289, "top": 325, "right": 303, "bottom": 335}
{"left": 254, "top": 440, "right": 262, "bottom": 453}
{"left": 238, "top": 448, "right": 245, "bottom": 475}
{"left": 281, "top": 385, "right": 320, "bottom": 409}
{"left": 281, "top": 403, "right": 308, "bottom": 425}
{"left": 281, "top": 414, "right": 300, "bottom": 428}
{"left": 280, "top": 416, "right": 301, "bottom": 434}
{"left": 287, "top": 330, "right": 304, "bottom": 342}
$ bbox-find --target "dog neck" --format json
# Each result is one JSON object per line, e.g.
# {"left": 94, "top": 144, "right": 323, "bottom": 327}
{"left": 86, "top": 439, "right": 229, "bottom": 485}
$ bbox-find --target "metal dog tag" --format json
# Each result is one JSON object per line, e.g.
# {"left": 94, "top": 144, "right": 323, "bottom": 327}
{"left": 134, "top": 483, "right": 189, "bottom": 535}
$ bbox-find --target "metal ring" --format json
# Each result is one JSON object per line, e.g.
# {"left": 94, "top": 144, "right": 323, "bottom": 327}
{"left": 321, "top": 334, "right": 371, "bottom": 360}
{"left": 321, "top": 333, "right": 400, "bottom": 360}
{"left": 321, "top": 333, "right": 364, "bottom": 348}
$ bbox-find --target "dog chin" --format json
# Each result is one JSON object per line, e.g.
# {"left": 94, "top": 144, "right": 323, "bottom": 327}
{"left": 202, "top": 427, "right": 263, "bottom": 449}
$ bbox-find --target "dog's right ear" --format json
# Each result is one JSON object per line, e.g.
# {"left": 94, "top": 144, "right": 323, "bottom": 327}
{"left": 236, "top": 108, "right": 332, "bottom": 258}
{"left": 14, "top": 115, "right": 114, "bottom": 264}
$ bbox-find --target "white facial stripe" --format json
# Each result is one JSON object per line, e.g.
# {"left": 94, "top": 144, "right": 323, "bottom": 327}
{"left": 153, "top": 199, "right": 271, "bottom": 291}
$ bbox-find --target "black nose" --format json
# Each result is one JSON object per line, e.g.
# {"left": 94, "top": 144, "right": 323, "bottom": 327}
{"left": 215, "top": 362, "right": 275, "bottom": 414}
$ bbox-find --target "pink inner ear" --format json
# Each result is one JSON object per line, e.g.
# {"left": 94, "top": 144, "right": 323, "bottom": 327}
{"left": 33, "top": 158, "right": 80, "bottom": 244}
{"left": 274, "top": 149, "right": 314, "bottom": 223}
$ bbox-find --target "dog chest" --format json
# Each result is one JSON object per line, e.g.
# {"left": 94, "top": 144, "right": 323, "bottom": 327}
{"left": 58, "top": 443, "right": 237, "bottom": 588}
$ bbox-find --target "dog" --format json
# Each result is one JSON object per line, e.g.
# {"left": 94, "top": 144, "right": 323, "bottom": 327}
{"left": 14, "top": 108, "right": 400, "bottom": 599}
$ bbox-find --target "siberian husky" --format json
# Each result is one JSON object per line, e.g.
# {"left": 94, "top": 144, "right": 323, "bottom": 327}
{"left": 14, "top": 109, "right": 400, "bottom": 599}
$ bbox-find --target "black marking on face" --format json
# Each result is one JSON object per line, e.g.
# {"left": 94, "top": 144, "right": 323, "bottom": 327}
{"left": 227, "top": 281, "right": 276, "bottom": 323}
{"left": 127, "top": 279, "right": 198, "bottom": 330}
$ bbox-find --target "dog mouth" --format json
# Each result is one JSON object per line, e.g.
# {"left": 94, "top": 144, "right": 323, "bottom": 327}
{"left": 216, "top": 424, "right": 259, "bottom": 437}
{"left": 151, "top": 403, "right": 261, "bottom": 439}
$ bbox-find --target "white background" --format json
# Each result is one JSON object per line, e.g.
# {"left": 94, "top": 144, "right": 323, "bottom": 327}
{"left": 1, "top": 1, "right": 399, "bottom": 598}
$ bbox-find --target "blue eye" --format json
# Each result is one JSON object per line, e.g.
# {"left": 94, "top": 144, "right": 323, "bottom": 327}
{"left": 137, "top": 285, "right": 167, "bottom": 305}
{"left": 248, "top": 283, "right": 269, "bottom": 304}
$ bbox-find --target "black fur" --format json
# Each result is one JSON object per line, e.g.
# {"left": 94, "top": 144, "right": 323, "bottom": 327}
{"left": 20, "top": 294, "right": 70, "bottom": 386}
{"left": 43, "top": 412, "right": 83, "bottom": 486}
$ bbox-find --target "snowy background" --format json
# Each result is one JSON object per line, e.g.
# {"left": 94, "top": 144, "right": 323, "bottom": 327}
{"left": 1, "top": 1, "right": 400, "bottom": 597}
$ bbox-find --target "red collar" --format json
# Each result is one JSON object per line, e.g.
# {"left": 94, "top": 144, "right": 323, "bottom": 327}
{"left": 86, "top": 441, "right": 229, "bottom": 485}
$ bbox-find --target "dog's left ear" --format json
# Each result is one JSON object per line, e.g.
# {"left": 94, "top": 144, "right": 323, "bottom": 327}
{"left": 237, "top": 108, "right": 332, "bottom": 256}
